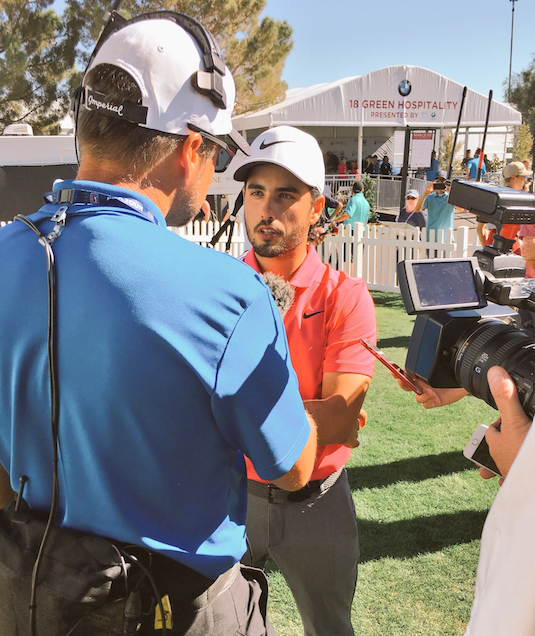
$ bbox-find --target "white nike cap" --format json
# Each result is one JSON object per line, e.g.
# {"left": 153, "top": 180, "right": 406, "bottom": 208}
{"left": 232, "top": 126, "right": 325, "bottom": 191}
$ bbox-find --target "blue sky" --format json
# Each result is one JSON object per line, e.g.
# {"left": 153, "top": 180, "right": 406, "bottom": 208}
{"left": 260, "top": 0, "right": 535, "bottom": 102}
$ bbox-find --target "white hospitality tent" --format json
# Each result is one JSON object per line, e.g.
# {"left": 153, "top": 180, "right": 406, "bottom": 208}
{"left": 232, "top": 65, "right": 522, "bottom": 175}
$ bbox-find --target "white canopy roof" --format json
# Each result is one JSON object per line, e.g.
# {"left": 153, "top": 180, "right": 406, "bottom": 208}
{"left": 233, "top": 65, "right": 521, "bottom": 130}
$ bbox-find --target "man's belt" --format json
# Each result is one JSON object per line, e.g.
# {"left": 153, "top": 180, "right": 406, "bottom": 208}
{"left": 247, "top": 468, "right": 344, "bottom": 504}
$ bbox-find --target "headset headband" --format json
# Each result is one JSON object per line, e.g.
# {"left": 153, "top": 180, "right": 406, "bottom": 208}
{"left": 72, "top": 10, "right": 229, "bottom": 128}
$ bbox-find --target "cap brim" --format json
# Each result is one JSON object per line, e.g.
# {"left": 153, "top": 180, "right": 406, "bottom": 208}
{"left": 233, "top": 160, "right": 264, "bottom": 182}
{"left": 233, "top": 159, "right": 323, "bottom": 191}
{"left": 227, "top": 128, "right": 251, "bottom": 156}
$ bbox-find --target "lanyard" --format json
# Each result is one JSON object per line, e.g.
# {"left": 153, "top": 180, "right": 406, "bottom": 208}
{"left": 44, "top": 187, "right": 160, "bottom": 225}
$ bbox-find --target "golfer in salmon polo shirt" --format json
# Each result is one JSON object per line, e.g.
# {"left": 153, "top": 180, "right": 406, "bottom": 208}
{"left": 232, "top": 126, "right": 377, "bottom": 636}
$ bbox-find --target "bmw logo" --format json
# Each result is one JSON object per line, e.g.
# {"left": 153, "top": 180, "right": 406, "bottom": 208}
{"left": 398, "top": 80, "right": 412, "bottom": 97}
{"left": 431, "top": 112, "right": 436, "bottom": 117}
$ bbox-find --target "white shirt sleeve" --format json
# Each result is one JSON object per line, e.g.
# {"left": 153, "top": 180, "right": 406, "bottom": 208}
{"left": 465, "top": 419, "right": 535, "bottom": 635}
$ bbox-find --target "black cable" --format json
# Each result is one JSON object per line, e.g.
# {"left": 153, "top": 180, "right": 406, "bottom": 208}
{"left": 14, "top": 215, "right": 61, "bottom": 636}
{"left": 14, "top": 212, "right": 168, "bottom": 635}
{"left": 118, "top": 549, "right": 167, "bottom": 635}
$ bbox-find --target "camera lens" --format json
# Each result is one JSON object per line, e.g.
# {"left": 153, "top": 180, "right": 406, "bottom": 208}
{"left": 454, "top": 318, "right": 535, "bottom": 417}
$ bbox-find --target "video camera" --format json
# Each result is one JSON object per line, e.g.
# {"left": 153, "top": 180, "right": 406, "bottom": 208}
{"left": 397, "top": 180, "right": 535, "bottom": 417}
{"left": 448, "top": 179, "right": 535, "bottom": 277}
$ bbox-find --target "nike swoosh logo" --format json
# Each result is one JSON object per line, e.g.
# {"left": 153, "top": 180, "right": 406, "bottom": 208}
{"left": 303, "top": 310, "right": 325, "bottom": 319}
{"left": 259, "top": 140, "right": 294, "bottom": 150}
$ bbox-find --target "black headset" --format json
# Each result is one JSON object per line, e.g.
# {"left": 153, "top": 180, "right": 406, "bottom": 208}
{"left": 72, "top": 9, "right": 229, "bottom": 132}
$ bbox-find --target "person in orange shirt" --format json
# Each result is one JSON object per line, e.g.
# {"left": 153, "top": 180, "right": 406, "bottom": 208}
{"left": 232, "top": 126, "right": 376, "bottom": 636}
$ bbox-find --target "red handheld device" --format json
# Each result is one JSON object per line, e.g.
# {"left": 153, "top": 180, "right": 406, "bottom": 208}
{"left": 359, "top": 339, "right": 423, "bottom": 395}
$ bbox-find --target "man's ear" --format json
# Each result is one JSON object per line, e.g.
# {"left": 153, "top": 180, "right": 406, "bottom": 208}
{"left": 310, "top": 194, "right": 325, "bottom": 226}
{"left": 177, "top": 132, "right": 204, "bottom": 180}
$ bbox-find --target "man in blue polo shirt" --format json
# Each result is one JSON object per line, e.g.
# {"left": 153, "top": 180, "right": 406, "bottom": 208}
{"left": 0, "top": 12, "right": 316, "bottom": 635}
{"left": 465, "top": 148, "right": 487, "bottom": 180}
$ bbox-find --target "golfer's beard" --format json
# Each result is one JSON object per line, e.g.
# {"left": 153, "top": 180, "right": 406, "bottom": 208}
{"left": 247, "top": 220, "right": 306, "bottom": 258}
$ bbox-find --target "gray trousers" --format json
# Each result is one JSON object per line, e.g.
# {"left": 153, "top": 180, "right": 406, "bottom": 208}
{"left": 143, "top": 562, "right": 277, "bottom": 636}
{"left": 244, "top": 469, "right": 359, "bottom": 636}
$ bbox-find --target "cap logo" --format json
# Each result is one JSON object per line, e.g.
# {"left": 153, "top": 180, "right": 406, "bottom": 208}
{"left": 259, "top": 139, "right": 294, "bottom": 150}
{"left": 87, "top": 91, "right": 124, "bottom": 117}
{"left": 83, "top": 88, "right": 148, "bottom": 125}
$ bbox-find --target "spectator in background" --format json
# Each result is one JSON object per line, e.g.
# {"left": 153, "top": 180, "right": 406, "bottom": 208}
{"left": 477, "top": 162, "right": 532, "bottom": 249}
{"left": 425, "top": 150, "right": 438, "bottom": 181}
{"left": 466, "top": 148, "right": 486, "bottom": 180}
{"left": 338, "top": 157, "right": 348, "bottom": 176}
{"left": 372, "top": 154, "right": 380, "bottom": 174}
{"left": 504, "top": 160, "right": 533, "bottom": 193}
{"left": 333, "top": 180, "right": 370, "bottom": 227}
{"left": 363, "top": 155, "right": 374, "bottom": 174}
{"left": 379, "top": 155, "right": 393, "bottom": 176}
{"left": 325, "top": 151, "right": 339, "bottom": 174}
{"left": 523, "top": 159, "right": 534, "bottom": 193}
{"left": 461, "top": 149, "right": 472, "bottom": 170}
{"left": 502, "top": 161, "right": 535, "bottom": 275}
{"left": 415, "top": 170, "right": 462, "bottom": 243}
{"left": 349, "top": 160, "right": 359, "bottom": 175}
{"left": 397, "top": 189, "right": 426, "bottom": 229}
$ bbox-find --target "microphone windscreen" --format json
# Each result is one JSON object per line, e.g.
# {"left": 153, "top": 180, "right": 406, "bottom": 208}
{"left": 261, "top": 272, "right": 295, "bottom": 318}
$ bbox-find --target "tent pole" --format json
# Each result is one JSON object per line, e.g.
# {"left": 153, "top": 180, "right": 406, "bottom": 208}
{"left": 399, "top": 127, "right": 411, "bottom": 211}
{"left": 358, "top": 126, "right": 363, "bottom": 178}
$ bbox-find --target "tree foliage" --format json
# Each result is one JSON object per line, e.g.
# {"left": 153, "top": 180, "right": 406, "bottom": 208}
{"left": 0, "top": 0, "right": 292, "bottom": 133}
{"left": 0, "top": 0, "right": 84, "bottom": 133}
{"left": 438, "top": 128, "right": 463, "bottom": 173}
{"left": 512, "top": 121, "right": 533, "bottom": 162}
{"left": 508, "top": 54, "right": 535, "bottom": 139}
{"left": 139, "top": 0, "right": 292, "bottom": 114}
{"left": 71, "top": 0, "right": 293, "bottom": 115}
{"left": 361, "top": 173, "right": 377, "bottom": 222}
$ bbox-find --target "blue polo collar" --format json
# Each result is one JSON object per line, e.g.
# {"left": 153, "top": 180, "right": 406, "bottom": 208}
{"left": 43, "top": 180, "right": 166, "bottom": 226}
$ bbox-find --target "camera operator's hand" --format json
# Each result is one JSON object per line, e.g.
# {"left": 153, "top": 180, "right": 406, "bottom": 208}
{"left": 485, "top": 366, "right": 532, "bottom": 482}
{"left": 395, "top": 374, "right": 468, "bottom": 408}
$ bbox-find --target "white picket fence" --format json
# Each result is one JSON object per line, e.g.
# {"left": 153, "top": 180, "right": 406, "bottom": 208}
{"left": 3, "top": 218, "right": 481, "bottom": 294}
{"left": 316, "top": 223, "right": 480, "bottom": 292}
{"left": 168, "top": 221, "right": 248, "bottom": 259}
{"left": 171, "top": 220, "right": 481, "bottom": 293}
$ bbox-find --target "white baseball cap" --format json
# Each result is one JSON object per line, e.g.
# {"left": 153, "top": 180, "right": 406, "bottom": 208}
{"left": 80, "top": 13, "right": 250, "bottom": 160}
{"left": 232, "top": 126, "right": 325, "bottom": 192}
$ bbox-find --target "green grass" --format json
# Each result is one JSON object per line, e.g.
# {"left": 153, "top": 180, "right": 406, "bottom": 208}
{"left": 266, "top": 290, "right": 500, "bottom": 636}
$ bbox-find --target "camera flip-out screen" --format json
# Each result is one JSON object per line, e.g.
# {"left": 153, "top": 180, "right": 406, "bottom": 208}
{"left": 398, "top": 258, "right": 487, "bottom": 314}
